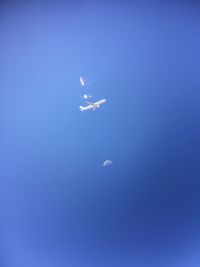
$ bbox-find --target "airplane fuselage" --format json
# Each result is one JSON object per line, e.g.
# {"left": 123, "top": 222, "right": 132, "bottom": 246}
{"left": 79, "top": 99, "right": 106, "bottom": 111}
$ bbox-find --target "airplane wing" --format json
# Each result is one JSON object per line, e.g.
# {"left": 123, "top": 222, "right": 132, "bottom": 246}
{"left": 85, "top": 101, "right": 93, "bottom": 105}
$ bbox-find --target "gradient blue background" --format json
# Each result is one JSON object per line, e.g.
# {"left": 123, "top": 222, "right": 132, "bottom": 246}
{"left": 1, "top": 1, "right": 200, "bottom": 266}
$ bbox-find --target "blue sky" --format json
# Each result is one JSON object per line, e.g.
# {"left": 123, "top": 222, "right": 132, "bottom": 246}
{"left": 1, "top": 1, "right": 200, "bottom": 266}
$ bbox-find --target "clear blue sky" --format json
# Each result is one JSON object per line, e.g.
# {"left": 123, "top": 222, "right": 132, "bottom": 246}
{"left": 1, "top": 1, "right": 200, "bottom": 266}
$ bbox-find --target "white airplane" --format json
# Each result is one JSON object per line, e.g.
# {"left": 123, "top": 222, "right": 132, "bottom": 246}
{"left": 80, "top": 76, "right": 85, "bottom": 87}
{"left": 79, "top": 99, "right": 107, "bottom": 111}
